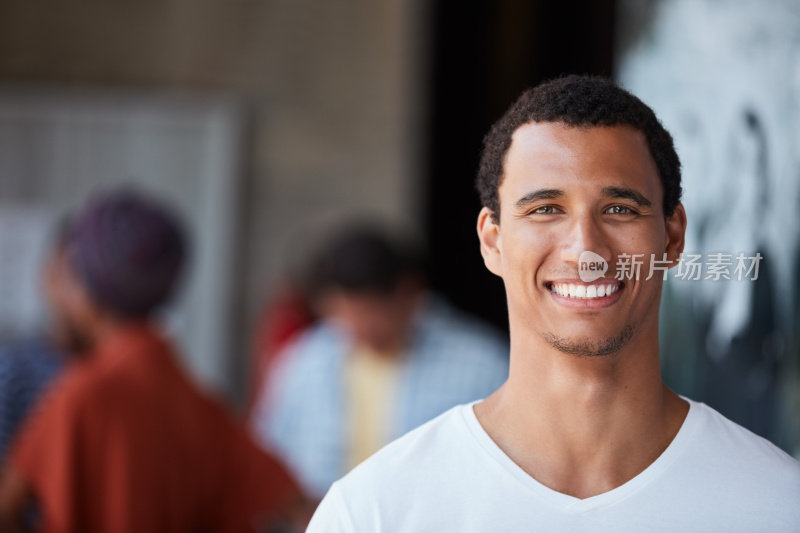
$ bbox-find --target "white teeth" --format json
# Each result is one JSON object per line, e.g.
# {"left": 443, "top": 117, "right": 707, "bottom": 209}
{"left": 550, "top": 282, "right": 619, "bottom": 300}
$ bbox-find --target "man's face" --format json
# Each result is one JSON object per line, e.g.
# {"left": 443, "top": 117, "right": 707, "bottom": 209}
{"left": 320, "top": 280, "right": 422, "bottom": 354}
{"left": 478, "top": 122, "right": 686, "bottom": 356}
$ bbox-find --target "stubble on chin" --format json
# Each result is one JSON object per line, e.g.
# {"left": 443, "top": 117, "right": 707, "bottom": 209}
{"left": 542, "top": 325, "right": 635, "bottom": 357}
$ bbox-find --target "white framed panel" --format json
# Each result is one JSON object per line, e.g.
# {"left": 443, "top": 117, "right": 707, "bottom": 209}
{"left": 0, "top": 87, "right": 243, "bottom": 394}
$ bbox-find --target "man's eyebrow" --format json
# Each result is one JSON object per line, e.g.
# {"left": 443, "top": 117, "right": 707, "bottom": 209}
{"left": 515, "top": 189, "right": 564, "bottom": 208}
{"left": 601, "top": 186, "right": 652, "bottom": 207}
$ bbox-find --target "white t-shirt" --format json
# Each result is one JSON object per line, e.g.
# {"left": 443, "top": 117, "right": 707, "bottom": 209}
{"left": 307, "top": 399, "right": 800, "bottom": 532}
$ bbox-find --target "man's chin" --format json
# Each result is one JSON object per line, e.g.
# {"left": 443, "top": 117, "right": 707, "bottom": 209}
{"left": 542, "top": 325, "right": 634, "bottom": 357}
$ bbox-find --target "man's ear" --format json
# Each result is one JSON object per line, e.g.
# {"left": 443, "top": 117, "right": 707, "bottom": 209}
{"left": 665, "top": 203, "right": 687, "bottom": 267}
{"left": 477, "top": 207, "right": 503, "bottom": 277}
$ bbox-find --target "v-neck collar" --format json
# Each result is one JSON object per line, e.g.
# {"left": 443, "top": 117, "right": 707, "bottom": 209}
{"left": 461, "top": 397, "right": 702, "bottom": 514}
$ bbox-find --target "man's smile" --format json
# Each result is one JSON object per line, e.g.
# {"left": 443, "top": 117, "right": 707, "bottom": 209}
{"left": 544, "top": 279, "right": 625, "bottom": 308}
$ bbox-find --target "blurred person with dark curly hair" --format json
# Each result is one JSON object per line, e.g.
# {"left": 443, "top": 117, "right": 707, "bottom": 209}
{"left": 0, "top": 189, "right": 304, "bottom": 533}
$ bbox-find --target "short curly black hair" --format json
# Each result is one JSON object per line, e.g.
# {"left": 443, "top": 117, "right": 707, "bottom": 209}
{"left": 476, "top": 75, "right": 682, "bottom": 221}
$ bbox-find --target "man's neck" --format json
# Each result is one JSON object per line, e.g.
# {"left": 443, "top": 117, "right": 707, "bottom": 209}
{"left": 475, "top": 324, "right": 688, "bottom": 499}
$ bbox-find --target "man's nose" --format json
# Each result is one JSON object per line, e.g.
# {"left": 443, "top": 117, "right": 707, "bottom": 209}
{"left": 560, "top": 214, "right": 611, "bottom": 266}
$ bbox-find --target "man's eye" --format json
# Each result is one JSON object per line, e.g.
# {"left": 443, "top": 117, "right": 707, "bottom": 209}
{"left": 605, "top": 205, "right": 635, "bottom": 215}
{"left": 532, "top": 206, "right": 559, "bottom": 215}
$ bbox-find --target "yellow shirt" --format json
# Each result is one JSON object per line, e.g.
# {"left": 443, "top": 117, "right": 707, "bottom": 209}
{"left": 344, "top": 345, "right": 402, "bottom": 469}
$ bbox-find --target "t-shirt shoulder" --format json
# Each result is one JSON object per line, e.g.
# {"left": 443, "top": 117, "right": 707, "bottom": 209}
{"left": 336, "top": 403, "right": 468, "bottom": 487}
{"left": 309, "top": 404, "right": 470, "bottom": 532}
{"left": 687, "top": 399, "right": 800, "bottom": 493}
{"left": 691, "top": 399, "right": 797, "bottom": 460}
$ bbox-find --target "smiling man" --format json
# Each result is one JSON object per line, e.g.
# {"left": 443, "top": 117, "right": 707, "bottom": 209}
{"left": 306, "top": 75, "right": 800, "bottom": 532}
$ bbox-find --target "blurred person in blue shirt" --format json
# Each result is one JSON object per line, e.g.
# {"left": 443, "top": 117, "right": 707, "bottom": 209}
{"left": 250, "top": 224, "right": 509, "bottom": 500}
{"left": 0, "top": 219, "right": 76, "bottom": 460}
{"left": 0, "top": 338, "right": 62, "bottom": 459}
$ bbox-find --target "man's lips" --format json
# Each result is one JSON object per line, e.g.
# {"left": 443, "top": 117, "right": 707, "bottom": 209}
{"left": 544, "top": 278, "right": 624, "bottom": 306}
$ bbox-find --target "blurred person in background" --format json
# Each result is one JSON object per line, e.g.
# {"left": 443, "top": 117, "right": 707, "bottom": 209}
{"left": 0, "top": 220, "right": 75, "bottom": 460}
{"left": 250, "top": 224, "right": 509, "bottom": 500}
{"left": 0, "top": 188, "right": 303, "bottom": 533}
{"left": 246, "top": 283, "right": 315, "bottom": 419}
{"left": 0, "top": 338, "right": 62, "bottom": 461}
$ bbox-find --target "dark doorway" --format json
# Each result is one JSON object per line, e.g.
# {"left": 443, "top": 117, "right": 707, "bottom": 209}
{"left": 424, "top": 0, "right": 617, "bottom": 331}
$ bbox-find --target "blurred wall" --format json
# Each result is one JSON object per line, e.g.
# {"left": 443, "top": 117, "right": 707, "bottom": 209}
{"left": 0, "top": 0, "right": 427, "bottom": 405}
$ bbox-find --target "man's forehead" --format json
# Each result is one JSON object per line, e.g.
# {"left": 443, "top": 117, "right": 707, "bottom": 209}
{"left": 502, "top": 122, "right": 660, "bottom": 193}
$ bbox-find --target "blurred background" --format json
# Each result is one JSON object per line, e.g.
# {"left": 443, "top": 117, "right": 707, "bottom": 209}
{"left": 0, "top": 0, "right": 797, "bottom": 457}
